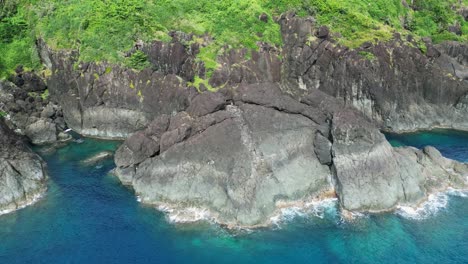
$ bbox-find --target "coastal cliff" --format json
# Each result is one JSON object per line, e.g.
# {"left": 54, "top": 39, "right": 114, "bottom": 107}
{"left": 1, "top": 2, "right": 468, "bottom": 226}
{"left": 32, "top": 14, "right": 468, "bottom": 227}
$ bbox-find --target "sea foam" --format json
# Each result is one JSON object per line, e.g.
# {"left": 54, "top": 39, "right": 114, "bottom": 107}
{"left": 0, "top": 192, "right": 45, "bottom": 216}
{"left": 270, "top": 198, "right": 339, "bottom": 227}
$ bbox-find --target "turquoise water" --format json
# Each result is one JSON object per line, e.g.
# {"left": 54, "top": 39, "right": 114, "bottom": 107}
{"left": 0, "top": 132, "right": 467, "bottom": 263}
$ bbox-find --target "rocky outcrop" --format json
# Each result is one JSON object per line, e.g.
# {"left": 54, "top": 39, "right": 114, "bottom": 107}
{"left": 279, "top": 13, "right": 468, "bottom": 132}
{"left": 113, "top": 84, "right": 468, "bottom": 226}
{"left": 36, "top": 13, "right": 468, "bottom": 227}
{"left": 39, "top": 39, "right": 197, "bottom": 139}
{"left": 331, "top": 109, "right": 468, "bottom": 212}
{"left": 0, "top": 118, "right": 48, "bottom": 213}
{"left": 0, "top": 71, "right": 70, "bottom": 145}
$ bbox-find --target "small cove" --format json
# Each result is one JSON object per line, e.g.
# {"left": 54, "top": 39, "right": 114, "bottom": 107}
{"left": 0, "top": 131, "right": 467, "bottom": 263}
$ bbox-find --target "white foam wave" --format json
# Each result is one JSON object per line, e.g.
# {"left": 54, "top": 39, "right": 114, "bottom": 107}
{"left": 0, "top": 192, "right": 45, "bottom": 216}
{"left": 270, "top": 198, "right": 339, "bottom": 226}
{"left": 446, "top": 187, "right": 468, "bottom": 197}
{"left": 396, "top": 192, "right": 449, "bottom": 220}
{"left": 157, "top": 205, "right": 215, "bottom": 224}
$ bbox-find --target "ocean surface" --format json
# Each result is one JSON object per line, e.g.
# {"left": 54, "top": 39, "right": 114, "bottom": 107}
{"left": 0, "top": 130, "right": 467, "bottom": 263}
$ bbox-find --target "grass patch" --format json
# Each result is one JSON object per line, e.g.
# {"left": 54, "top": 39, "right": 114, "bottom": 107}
{"left": 41, "top": 89, "right": 49, "bottom": 100}
{"left": 358, "top": 51, "right": 376, "bottom": 61}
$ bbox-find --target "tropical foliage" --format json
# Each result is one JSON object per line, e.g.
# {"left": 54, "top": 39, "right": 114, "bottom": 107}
{"left": 0, "top": 0, "right": 466, "bottom": 78}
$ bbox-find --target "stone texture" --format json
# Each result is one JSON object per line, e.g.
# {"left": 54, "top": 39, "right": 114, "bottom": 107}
{"left": 0, "top": 119, "right": 48, "bottom": 213}
{"left": 25, "top": 119, "right": 57, "bottom": 145}
{"left": 279, "top": 15, "right": 468, "bottom": 132}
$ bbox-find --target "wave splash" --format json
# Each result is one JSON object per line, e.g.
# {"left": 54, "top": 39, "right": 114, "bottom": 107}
{"left": 396, "top": 188, "right": 468, "bottom": 220}
{"left": 0, "top": 192, "right": 45, "bottom": 216}
{"left": 270, "top": 198, "right": 339, "bottom": 227}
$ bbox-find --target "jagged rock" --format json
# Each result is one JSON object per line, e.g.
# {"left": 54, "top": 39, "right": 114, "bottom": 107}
{"left": 331, "top": 109, "right": 468, "bottom": 211}
{"left": 168, "top": 111, "right": 193, "bottom": 131}
{"left": 40, "top": 103, "right": 56, "bottom": 119}
{"left": 159, "top": 124, "right": 191, "bottom": 153}
{"left": 448, "top": 23, "right": 462, "bottom": 36}
{"left": 186, "top": 92, "right": 228, "bottom": 117}
{"left": 113, "top": 83, "right": 468, "bottom": 226}
{"left": 25, "top": 119, "right": 57, "bottom": 145}
{"left": 35, "top": 16, "right": 468, "bottom": 227}
{"left": 115, "top": 131, "right": 160, "bottom": 168}
{"left": 314, "top": 132, "right": 332, "bottom": 165}
{"left": 144, "top": 114, "right": 170, "bottom": 138}
{"left": 280, "top": 15, "right": 468, "bottom": 132}
{"left": 426, "top": 45, "right": 441, "bottom": 58}
{"left": 316, "top": 26, "right": 329, "bottom": 38}
{"left": 112, "top": 166, "right": 136, "bottom": 185}
{"left": 130, "top": 101, "right": 331, "bottom": 226}
{"left": 57, "top": 132, "right": 72, "bottom": 142}
{"left": 461, "top": 7, "right": 468, "bottom": 21}
{"left": 0, "top": 119, "right": 48, "bottom": 213}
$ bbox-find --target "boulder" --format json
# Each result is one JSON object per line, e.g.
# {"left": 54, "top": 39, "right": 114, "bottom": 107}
{"left": 114, "top": 131, "right": 160, "bottom": 168}
{"left": 316, "top": 26, "right": 329, "bottom": 38}
{"left": 25, "top": 119, "right": 57, "bottom": 145}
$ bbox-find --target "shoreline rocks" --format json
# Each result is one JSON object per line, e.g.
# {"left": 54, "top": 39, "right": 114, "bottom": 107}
{"left": 0, "top": 119, "right": 48, "bottom": 214}
{"left": 4, "top": 14, "right": 467, "bottom": 227}
{"left": 111, "top": 84, "right": 468, "bottom": 227}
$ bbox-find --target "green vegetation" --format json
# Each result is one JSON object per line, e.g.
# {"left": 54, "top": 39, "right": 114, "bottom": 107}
{"left": 41, "top": 89, "right": 49, "bottom": 100}
{"left": 358, "top": 51, "right": 376, "bottom": 60}
{"left": 191, "top": 76, "right": 219, "bottom": 92}
{"left": 127, "top": 50, "right": 150, "bottom": 70}
{"left": 0, "top": 111, "right": 6, "bottom": 118}
{"left": 0, "top": 0, "right": 466, "bottom": 79}
{"left": 0, "top": 0, "right": 41, "bottom": 79}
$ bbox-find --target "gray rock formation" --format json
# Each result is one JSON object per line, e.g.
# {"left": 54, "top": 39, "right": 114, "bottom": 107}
{"left": 279, "top": 14, "right": 468, "bottom": 132}
{"left": 0, "top": 76, "right": 68, "bottom": 145}
{"left": 25, "top": 119, "right": 57, "bottom": 145}
{"left": 331, "top": 109, "right": 468, "bottom": 212}
{"left": 36, "top": 14, "right": 468, "bottom": 227}
{"left": 113, "top": 84, "right": 468, "bottom": 226}
{"left": 0, "top": 118, "right": 48, "bottom": 213}
{"left": 38, "top": 39, "right": 197, "bottom": 139}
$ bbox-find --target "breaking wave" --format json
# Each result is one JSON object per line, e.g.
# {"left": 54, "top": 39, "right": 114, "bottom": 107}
{"left": 0, "top": 192, "right": 45, "bottom": 216}
{"left": 396, "top": 188, "right": 468, "bottom": 220}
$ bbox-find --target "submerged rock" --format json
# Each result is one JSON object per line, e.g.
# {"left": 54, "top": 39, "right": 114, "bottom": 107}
{"left": 81, "top": 151, "right": 114, "bottom": 165}
{"left": 0, "top": 119, "right": 48, "bottom": 213}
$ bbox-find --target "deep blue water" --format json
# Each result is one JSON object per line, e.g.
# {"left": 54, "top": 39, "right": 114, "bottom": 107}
{"left": 0, "top": 131, "right": 467, "bottom": 263}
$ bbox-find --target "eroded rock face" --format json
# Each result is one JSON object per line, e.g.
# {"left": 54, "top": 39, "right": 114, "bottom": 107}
{"left": 113, "top": 84, "right": 468, "bottom": 226}
{"left": 39, "top": 39, "right": 196, "bottom": 139}
{"left": 38, "top": 15, "right": 468, "bottom": 227}
{"left": 113, "top": 84, "right": 333, "bottom": 226}
{"left": 25, "top": 119, "right": 57, "bottom": 145}
{"left": 331, "top": 109, "right": 468, "bottom": 212}
{"left": 0, "top": 76, "right": 68, "bottom": 145}
{"left": 0, "top": 119, "right": 48, "bottom": 213}
{"left": 280, "top": 14, "right": 468, "bottom": 132}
